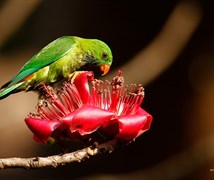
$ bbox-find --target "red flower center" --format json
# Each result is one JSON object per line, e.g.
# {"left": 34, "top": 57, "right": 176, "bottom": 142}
{"left": 91, "top": 71, "right": 144, "bottom": 116}
{"left": 30, "top": 82, "right": 83, "bottom": 121}
{"left": 25, "top": 71, "right": 152, "bottom": 143}
{"left": 30, "top": 71, "right": 144, "bottom": 120}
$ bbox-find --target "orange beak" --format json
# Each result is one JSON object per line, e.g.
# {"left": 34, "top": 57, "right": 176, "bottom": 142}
{"left": 100, "top": 64, "right": 110, "bottom": 76}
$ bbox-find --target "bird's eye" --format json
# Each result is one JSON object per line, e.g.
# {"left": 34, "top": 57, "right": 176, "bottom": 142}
{"left": 102, "top": 52, "right": 108, "bottom": 58}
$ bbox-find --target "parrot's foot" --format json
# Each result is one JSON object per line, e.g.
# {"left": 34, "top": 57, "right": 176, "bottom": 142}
{"left": 39, "top": 82, "right": 49, "bottom": 94}
{"left": 68, "top": 71, "right": 85, "bottom": 82}
{"left": 37, "top": 82, "right": 49, "bottom": 101}
{"left": 40, "top": 82, "right": 47, "bottom": 89}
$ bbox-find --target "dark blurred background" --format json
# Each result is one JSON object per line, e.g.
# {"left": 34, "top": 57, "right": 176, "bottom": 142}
{"left": 0, "top": 0, "right": 214, "bottom": 179}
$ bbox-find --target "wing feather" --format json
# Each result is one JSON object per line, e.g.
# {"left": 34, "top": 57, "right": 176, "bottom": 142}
{"left": 0, "top": 82, "right": 24, "bottom": 99}
{"left": 7, "top": 36, "right": 76, "bottom": 87}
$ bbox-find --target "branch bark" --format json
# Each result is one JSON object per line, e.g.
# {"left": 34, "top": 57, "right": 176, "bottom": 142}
{"left": 0, "top": 139, "right": 119, "bottom": 169}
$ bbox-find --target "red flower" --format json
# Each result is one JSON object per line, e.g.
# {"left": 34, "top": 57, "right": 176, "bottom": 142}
{"left": 25, "top": 71, "right": 152, "bottom": 143}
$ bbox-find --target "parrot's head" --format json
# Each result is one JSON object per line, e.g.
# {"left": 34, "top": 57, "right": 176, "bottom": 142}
{"left": 78, "top": 37, "right": 113, "bottom": 76}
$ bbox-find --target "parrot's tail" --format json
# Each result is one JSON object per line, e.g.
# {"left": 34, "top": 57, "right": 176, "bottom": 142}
{"left": 0, "top": 82, "right": 24, "bottom": 100}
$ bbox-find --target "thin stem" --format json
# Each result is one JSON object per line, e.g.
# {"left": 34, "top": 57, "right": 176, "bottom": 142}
{"left": 0, "top": 139, "right": 119, "bottom": 169}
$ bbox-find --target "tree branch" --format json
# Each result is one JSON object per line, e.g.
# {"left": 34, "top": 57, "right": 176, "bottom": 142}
{"left": 0, "top": 139, "right": 119, "bottom": 169}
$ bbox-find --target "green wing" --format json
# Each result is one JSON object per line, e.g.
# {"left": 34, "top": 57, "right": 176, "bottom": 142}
{"left": 0, "top": 82, "right": 24, "bottom": 99}
{"left": 6, "top": 36, "right": 76, "bottom": 87}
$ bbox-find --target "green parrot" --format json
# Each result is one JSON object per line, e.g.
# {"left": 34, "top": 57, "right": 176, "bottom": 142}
{"left": 0, "top": 36, "right": 113, "bottom": 100}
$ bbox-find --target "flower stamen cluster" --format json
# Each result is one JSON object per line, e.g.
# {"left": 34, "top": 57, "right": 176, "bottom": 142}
{"left": 25, "top": 71, "right": 152, "bottom": 143}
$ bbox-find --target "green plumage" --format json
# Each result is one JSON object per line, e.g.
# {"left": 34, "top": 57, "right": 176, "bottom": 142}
{"left": 0, "top": 36, "right": 113, "bottom": 100}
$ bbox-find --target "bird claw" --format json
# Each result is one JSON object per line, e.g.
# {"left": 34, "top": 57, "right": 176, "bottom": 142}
{"left": 68, "top": 71, "right": 85, "bottom": 82}
{"left": 40, "top": 82, "right": 47, "bottom": 89}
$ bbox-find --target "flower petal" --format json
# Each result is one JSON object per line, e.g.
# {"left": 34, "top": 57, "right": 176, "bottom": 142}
{"left": 116, "top": 108, "right": 153, "bottom": 141}
{"left": 60, "top": 111, "right": 75, "bottom": 129}
{"left": 135, "top": 108, "right": 153, "bottom": 138}
{"left": 70, "top": 104, "right": 114, "bottom": 135}
{"left": 25, "top": 118, "right": 62, "bottom": 143}
{"left": 98, "top": 119, "right": 120, "bottom": 138}
{"left": 72, "top": 71, "right": 94, "bottom": 104}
